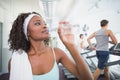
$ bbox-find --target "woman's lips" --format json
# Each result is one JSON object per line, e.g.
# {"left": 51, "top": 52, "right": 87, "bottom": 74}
{"left": 42, "top": 30, "right": 49, "bottom": 34}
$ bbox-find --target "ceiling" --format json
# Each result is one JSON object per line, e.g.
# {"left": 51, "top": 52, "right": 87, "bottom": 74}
{"left": 0, "top": 0, "right": 120, "bottom": 27}
{"left": 0, "top": 0, "right": 120, "bottom": 18}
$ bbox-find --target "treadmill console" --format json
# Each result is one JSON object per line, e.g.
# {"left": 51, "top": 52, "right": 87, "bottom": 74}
{"left": 114, "top": 43, "right": 120, "bottom": 51}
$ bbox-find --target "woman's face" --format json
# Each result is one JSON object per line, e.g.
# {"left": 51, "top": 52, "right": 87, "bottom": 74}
{"left": 27, "top": 15, "right": 49, "bottom": 41}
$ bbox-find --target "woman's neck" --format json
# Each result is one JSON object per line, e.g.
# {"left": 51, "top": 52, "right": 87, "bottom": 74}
{"left": 29, "top": 40, "right": 47, "bottom": 55}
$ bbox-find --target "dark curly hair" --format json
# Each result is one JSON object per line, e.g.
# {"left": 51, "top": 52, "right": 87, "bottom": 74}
{"left": 8, "top": 12, "right": 49, "bottom": 52}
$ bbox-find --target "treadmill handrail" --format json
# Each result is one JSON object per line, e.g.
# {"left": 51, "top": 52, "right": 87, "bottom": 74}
{"left": 81, "top": 50, "right": 93, "bottom": 55}
{"left": 86, "top": 55, "right": 97, "bottom": 58}
{"left": 105, "top": 60, "right": 120, "bottom": 66}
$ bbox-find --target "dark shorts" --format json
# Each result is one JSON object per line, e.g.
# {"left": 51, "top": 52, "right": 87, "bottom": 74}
{"left": 96, "top": 51, "right": 109, "bottom": 70}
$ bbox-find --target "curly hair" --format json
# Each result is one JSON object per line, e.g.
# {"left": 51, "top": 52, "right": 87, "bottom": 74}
{"left": 8, "top": 12, "right": 49, "bottom": 52}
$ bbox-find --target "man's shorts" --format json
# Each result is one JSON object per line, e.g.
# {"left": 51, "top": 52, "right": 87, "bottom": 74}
{"left": 96, "top": 51, "right": 109, "bottom": 70}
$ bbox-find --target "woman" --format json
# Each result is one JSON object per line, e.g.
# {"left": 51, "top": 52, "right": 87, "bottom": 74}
{"left": 87, "top": 19, "right": 118, "bottom": 80}
{"left": 8, "top": 12, "right": 93, "bottom": 80}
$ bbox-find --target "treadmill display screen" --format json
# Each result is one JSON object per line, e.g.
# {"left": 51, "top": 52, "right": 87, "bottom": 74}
{"left": 114, "top": 43, "right": 120, "bottom": 51}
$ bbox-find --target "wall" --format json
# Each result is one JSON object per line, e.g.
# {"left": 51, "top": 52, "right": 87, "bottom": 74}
{"left": 66, "top": 0, "right": 120, "bottom": 39}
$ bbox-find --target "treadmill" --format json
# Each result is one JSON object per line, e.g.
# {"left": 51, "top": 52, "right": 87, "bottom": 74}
{"left": 82, "top": 43, "right": 120, "bottom": 80}
{"left": 60, "top": 43, "right": 120, "bottom": 80}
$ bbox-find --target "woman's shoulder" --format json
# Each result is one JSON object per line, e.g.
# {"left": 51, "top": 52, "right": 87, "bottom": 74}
{"left": 53, "top": 48, "right": 66, "bottom": 55}
{"left": 53, "top": 48, "right": 67, "bottom": 60}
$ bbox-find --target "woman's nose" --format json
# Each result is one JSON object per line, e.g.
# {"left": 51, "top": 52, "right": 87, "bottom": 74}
{"left": 43, "top": 23, "right": 47, "bottom": 29}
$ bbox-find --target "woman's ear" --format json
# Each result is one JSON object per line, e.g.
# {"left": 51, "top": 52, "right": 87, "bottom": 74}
{"left": 27, "top": 33, "right": 30, "bottom": 36}
{"left": 27, "top": 31, "right": 30, "bottom": 37}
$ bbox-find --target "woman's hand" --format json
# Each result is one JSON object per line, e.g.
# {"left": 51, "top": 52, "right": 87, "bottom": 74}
{"left": 58, "top": 22, "right": 75, "bottom": 45}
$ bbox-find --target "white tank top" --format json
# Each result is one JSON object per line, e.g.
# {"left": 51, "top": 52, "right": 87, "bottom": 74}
{"left": 33, "top": 48, "right": 59, "bottom": 80}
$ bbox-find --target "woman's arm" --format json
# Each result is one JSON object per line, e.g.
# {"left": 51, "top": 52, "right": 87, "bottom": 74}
{"left": 58, "top": 25, "right": 93, "bottom": 80}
